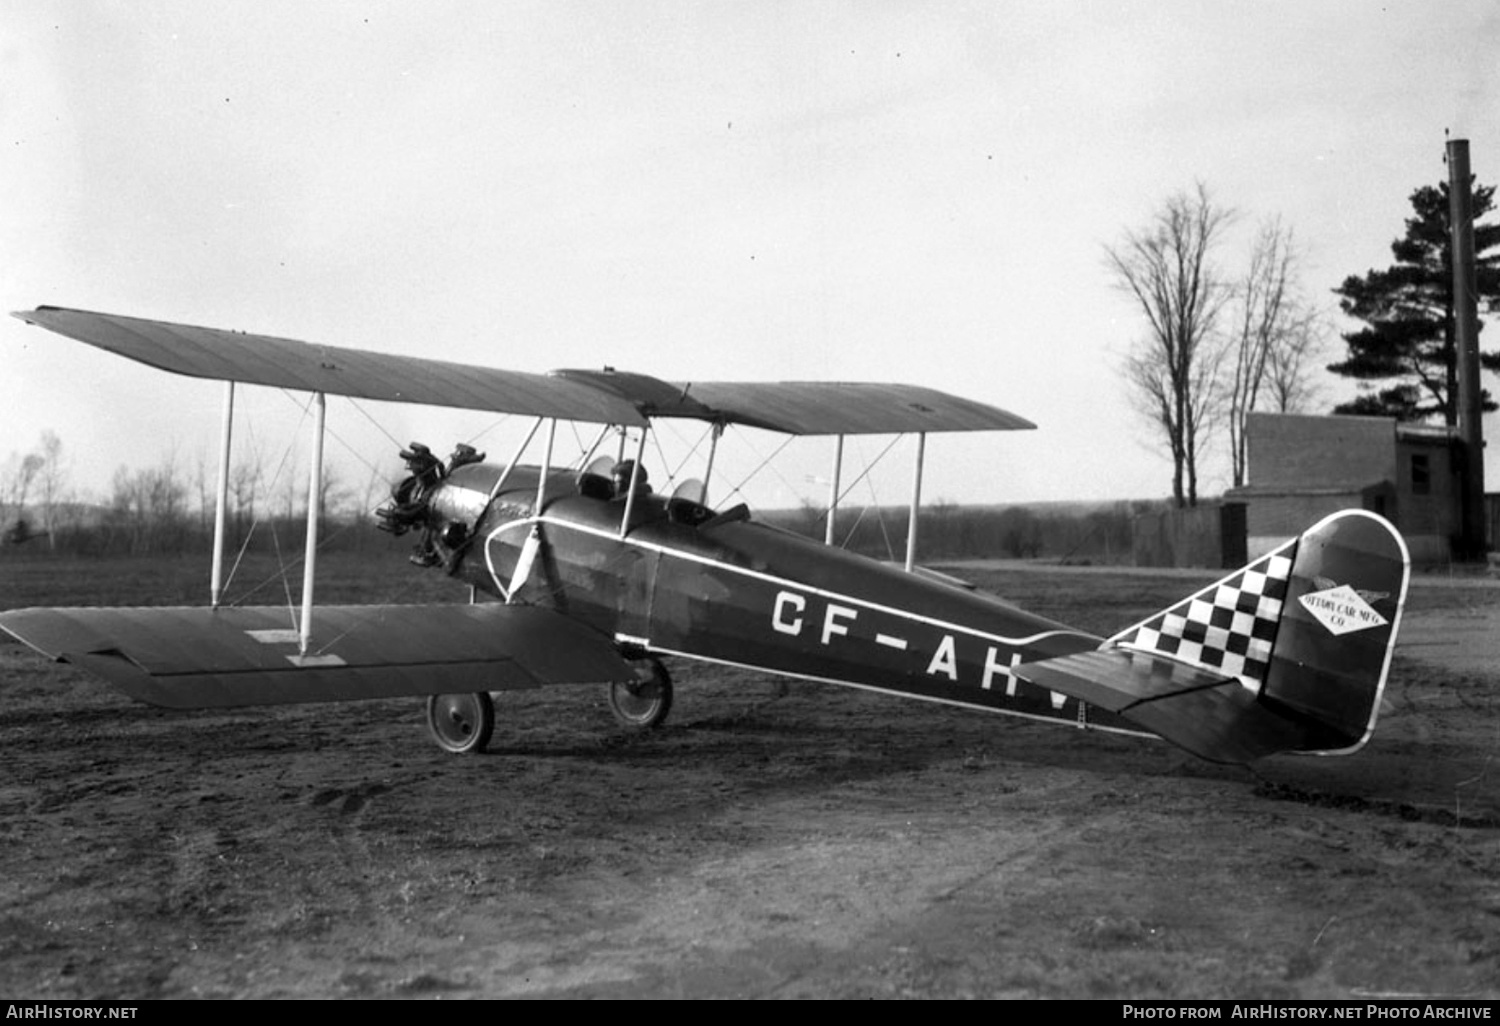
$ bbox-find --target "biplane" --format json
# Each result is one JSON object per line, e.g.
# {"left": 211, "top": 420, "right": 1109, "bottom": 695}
{"left": 0, "top": 307, "right": 1410, "bottom": 765}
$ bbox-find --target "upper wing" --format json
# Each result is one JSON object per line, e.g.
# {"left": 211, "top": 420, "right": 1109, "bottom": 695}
{"left": 0, "top": 603, "right": 636, "bottom": 708}
{"left": 17, "top": 307, "right": 1033, "bottom": 436}
{"left": 548, "top": 370, "right": 1036, "bottom": 435}
{"left": 13, "top": 306, "right": 649, "bottom": 426}
{"left": 675, "top": 381, "right": 1035, "bottom": 435}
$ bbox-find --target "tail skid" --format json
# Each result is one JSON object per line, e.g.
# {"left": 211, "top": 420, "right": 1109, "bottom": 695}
{"left": 1018, "top": 510, "right": 1410, "bottom": 764}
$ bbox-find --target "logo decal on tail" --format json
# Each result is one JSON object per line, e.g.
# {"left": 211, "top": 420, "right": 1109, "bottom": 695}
{"left": 1298, "top": 583, "right": 1389, "bottom": 636}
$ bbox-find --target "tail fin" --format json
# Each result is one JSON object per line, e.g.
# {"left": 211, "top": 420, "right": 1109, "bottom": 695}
{"left": 1018, "top": 510, "right": 1409, "bottom": 763}
{"left": 1112, "top": 510, "right": 1410, "bottom": 759}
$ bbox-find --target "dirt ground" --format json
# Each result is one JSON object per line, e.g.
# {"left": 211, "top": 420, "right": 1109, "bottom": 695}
{"left": 2, "top": 555, "right": 1499, "bottom": 999}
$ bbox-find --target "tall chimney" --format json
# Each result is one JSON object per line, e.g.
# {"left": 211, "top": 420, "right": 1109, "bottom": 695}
{"left": 1446, "top": 138, "right": 1487, "bottom": 559}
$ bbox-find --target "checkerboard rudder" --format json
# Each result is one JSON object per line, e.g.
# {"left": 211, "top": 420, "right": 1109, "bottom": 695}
{"left": 1108, "top": 536, "right": 1301, "bottom": 692}
{"left": 1109, "top": 510, "right": 1409, "bottom": 755}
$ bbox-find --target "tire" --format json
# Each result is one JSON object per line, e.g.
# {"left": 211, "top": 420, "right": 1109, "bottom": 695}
{"left": 425, "top": 692, "right": 495, "bottom": 755}
{"left": 607, "top": 659, "right": 673, "bottom": 730}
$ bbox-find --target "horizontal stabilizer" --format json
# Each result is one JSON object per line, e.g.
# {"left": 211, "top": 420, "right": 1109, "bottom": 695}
{"left": 1016, "top": 648, "right": 1352, "bottom": 764}
{"left": 1016, "top": 647, "right": 1233, "bottom": 713}
{"left": 0, "top": 604, "right": 635, "bottom": 708}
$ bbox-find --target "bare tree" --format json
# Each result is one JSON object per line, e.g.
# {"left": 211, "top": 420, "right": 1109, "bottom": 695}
{"left": 109, "top": 453, "right": 189, "bottom": 553}
{"left": 1106, "top": 183, "right": 1234, "bottom": 506}
{"left": 193, "top": 449, "right": 214, "bottom": 536}
{"left": 1262, "top": 312, "right": 1323, "bottom": 415}
{"left": 360, "top": 463, "right": 392, "bottom": 523}
{"left": 230, "top": 449, "right": 265, "bottom": 535}
{"left": 316, "top": 457, "right": 353, "bottom": 521}
{"left": 2, "top": 450, "right": 45, "bottom": 528}
{"left": 1223, "top": 220, "right": 1329, "bottom": 486}
{"left": 279, "top": 450, "right": 302, "bottom": 523}
{"left": 35, "top": 431, "right": 67, "bottom": 549}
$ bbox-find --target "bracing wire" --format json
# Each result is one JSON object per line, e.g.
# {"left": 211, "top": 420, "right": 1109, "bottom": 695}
{"left": 721, "top": 429, "right": 797, "bottom": 502}
{"left": 817, "top": 434, "right": 903, "bottom": 525}
{"left": 565, "top": 421, "right": 587, "bottom": 465}
{"left": 648, "top": 426, "right": 675, "bottom": 488}
{"left": 647, "top": 419, "right": 715, "bottom": 492}
{"left": 345, "top": 395, "right": 406, "bottom": 454}
{"left": 218, "top": 400, "right": 302, "bottom": 604}
{"left": 854, "top": 435, "right": 898, "bottom": 562}
{"left": 223, "top": 394, "right": 313, "bottom": 619}
{"left": 215, "top": 389, "right": 498, "bottom": 627}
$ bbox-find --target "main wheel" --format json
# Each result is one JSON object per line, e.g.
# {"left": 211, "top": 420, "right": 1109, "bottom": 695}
{"left": 607, "top": 659, "right": 673, "bottom": 730}
{"left": 425, "top": 692, "right": 495, "bottom": 754}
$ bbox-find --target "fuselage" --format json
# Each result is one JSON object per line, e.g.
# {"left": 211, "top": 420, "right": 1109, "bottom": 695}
{"left": 422, "top": 463, "right": 1138, "bottom": 734}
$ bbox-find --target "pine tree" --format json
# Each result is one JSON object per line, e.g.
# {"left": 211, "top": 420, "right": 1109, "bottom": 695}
{"left": 1328, "top": 178, "right": 1500, "bottom": 422}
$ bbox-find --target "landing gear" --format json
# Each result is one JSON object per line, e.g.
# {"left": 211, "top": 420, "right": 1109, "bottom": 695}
{"left": 607, "top": 658, "right": 673, "bottom": 730}
{"left": 426, "top": 692, "right": 495, "bottom": 754}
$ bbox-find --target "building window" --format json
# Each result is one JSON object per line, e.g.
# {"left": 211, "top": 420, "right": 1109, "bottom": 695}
{"left": 1411, "top": 453, "right": 1430, "bottom": 495}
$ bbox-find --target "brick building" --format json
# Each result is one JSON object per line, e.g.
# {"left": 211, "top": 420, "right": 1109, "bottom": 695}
{"left": 1227, "top": 412, "right": 1461, "bottom": 563}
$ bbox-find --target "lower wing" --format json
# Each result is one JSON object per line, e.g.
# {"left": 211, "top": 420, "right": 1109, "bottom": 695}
{"left": 0, "top": 603, "right": 635, "bottom": 708}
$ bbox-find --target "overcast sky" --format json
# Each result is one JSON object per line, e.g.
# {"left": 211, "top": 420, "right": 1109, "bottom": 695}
{"left": 3, "top": 1, "right": 1498, "bottom": 514}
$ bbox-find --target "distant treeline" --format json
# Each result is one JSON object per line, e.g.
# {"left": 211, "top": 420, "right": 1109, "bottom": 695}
{"left": 759, "top": 499, "right": 1157, "bottom": 564}
{"left": 1, "top": 509, "right": 402, "bottom": 559}
{"left": 4, "top": 431, "right": 1169, "bottom": 564}
{"left": 4, "top": 497, "right": 1161, "bottom": 565}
